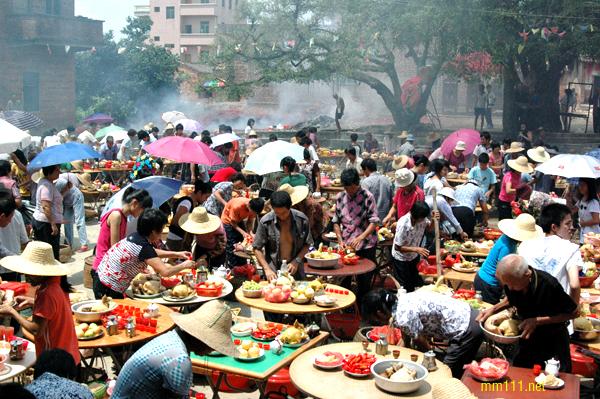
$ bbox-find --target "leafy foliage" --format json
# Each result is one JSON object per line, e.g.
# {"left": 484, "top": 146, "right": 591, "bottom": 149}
{"left": 75, "top": 17, "right": 180, "bottom": 124}
{"left": 215, "top": 0, "right": 480, "bottom": 129}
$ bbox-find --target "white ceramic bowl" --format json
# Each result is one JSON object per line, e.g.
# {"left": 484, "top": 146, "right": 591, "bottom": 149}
{"left": 71, "top": 299, "right": 117, "bottom": 322}
{"left": 242, "top": 288, "right": 263, "bottom": 298}
{"left": 305, "top": 252, "right": 340, "bottom": 269}
{"left": 573, "top": 317, "right": 600, "bottom": 341}
{"left": 370, "top": 359, "right": 429, "bottom": 394}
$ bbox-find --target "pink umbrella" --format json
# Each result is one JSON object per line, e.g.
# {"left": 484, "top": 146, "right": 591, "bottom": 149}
{"left": 144, "top": 136, "right": 223, "bottom": 165}
{"left": 440, "top": 128, "right": 481, "bottom": 156}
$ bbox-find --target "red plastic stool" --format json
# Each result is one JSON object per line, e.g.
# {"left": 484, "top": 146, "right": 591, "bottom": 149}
{"left": 210, "top": 371, "right": 253, "bottom": 392}
{"left": 265, "top": 367, "right": 299, "bottom": 398}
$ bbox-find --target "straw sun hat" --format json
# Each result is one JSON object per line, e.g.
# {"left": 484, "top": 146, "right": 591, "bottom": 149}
{"left": 170, "top": 300, "right": 236, "bottom": 357}
{"left": 398, "top": 131, "right": 409, "bottom": 139}
{"left": 0, "top": 241, "right": 69, "bottom": 276}
{"left": 76, "top": 173, "right": 96, "bottom": 190}
{"left": 391, "top": 155, "right": 409, "bottom": 170}
{"left": 527, "top": 146, "right": 550, "bottom": 163}
{"left": 179, "top": 206, "right": 221, "bottom": 235}
{"left": 394, "top": 168, "right": 415, "bottom": 188}
{"left": 277, "top": 183, "right": 309, "bottom": 206}
{"left": 507, "top": 155, "right": 534, "bottom": 174}
{"left": 498, "top": 213, "right": 543, "bottom": 242}
{"left": 504, "top": 141, "right": 525, "bottom": 154}
{"left": 454, "top": 141, "right": 466, "bottom": 151}
{"left": 439, "top": 187, "right": 456, "bottom": 201}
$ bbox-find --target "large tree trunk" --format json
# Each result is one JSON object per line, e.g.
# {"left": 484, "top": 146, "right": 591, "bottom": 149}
{"left": 502, "top": 64, "right": 520, "bottom": 135}
{"left": 531, "top": 64, "right": 563, "bottom": 132}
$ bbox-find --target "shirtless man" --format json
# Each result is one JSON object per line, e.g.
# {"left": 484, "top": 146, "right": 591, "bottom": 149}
{"left": 253, "top": 191, "right": 313, "bottom": 280}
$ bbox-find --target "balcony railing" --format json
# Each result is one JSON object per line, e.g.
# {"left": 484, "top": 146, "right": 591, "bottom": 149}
{"left": 9, "top": 14, "right": 103, "bottom": 49}
{"left": 180, "top": 0, "right": 217, "bottom": 4}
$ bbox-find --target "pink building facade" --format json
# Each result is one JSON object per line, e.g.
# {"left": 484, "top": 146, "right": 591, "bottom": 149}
{"left": 138, "top": 0, "right": 240, "bottom": 64}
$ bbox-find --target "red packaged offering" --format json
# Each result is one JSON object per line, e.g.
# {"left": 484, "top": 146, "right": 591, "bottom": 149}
{"left": 149, "top": 319, "right": 157, "bottom": 327}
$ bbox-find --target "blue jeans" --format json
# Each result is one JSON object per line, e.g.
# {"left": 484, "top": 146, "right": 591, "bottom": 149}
{"left": 64, "top": 189, "right": 88, "bottom": 247}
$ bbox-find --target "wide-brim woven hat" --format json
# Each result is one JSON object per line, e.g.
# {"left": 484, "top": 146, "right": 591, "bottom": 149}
{"left": 504, "top": 141, "right": 525, "bottom": 153}
{"left": 527, "top": 146, "right": 550, "bottom": 163}
{"left": 76, "top": 173, "right": 96, "bottom": 190}
{"left": 427, "top": 132, "right": 441, "bottom": 142}
{"left": 508, "top": 155, "right": 534, "bottom": 174}
{"left": 394, "top": 168, "right": 415, "bottom": 188}
{"left": 454, "top": 141, "right": 466, "bottom": 151}
{"left": 170, "top": 300, "right": 236, "bottom": 357}
{"left": 179, "top": 206, "right": 222, "bottom": 235}
{"left": 31, "top": 171, "right": 42, "bottom": 184}
{"left": 391, "top": 155, "right": 409, "bottom": 170}
{"left": 278, "top": 183, "right": 309, "bottom": 206}
{"left": 398, "top": 130, "right": 409, "bottom": 139}
{"left": 0, "top": 241, "right": 68, "bottom": 276}
{"left": 439, "top": 186, "right": 456, "bottom": 201}
{"left": 498, "top": 213, "right": 543, "bottom": 242}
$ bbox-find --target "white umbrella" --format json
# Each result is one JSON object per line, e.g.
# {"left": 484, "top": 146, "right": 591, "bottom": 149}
{"left": 210, "top": 133, "right": 242, "bottom": 148}
{"left": 0, "top": 119, "right": 31, "bottom": 154}
{"left": 100, "top": 128, "right": 129, "bottom": 143}
{"left": 535, "top": 154, "right": 600, "bottom": 179}
{"left": 161, "top": 111, "right": 186, "bottom": 123}
{"left": 244, "top": 140, "right": 304, "bottom": 175}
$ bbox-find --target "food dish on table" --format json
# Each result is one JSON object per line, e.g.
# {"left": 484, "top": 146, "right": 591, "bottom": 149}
{"left": 313, "top": 351, "right": 344, "bottom": 369}
{"left": 534, "top": 373, "right": 564, "bottom": 389}
{"left": 465, "top": 358, "right": 509, "bottom": 382}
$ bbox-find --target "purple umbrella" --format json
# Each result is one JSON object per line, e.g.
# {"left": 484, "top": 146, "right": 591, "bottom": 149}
{"left": 83, "top": 113, "right": 113, "bottom": 124}
{"left": 177, "top": 118, "right": 202, "bottom": 133}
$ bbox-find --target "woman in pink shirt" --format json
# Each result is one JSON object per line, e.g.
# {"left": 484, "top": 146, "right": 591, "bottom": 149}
{"left": 91, "top": 188, "right": 152, "bottom": 298}
{"left": 498, "top": 156, "right": 533, "bottom": 219}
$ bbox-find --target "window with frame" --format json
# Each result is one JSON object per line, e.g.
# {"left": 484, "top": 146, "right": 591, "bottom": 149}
{"left": 165, "top": 44, "right": 175, "bottom": 49}
{"left": 228, "top": 0, "right": 232, "bottom": 9}
{"left": 45, "top": 0, "right": 60, "bottom": 15}
{"left": 183, "top": 25, "right": 192, "bottom": 34}
{"left": 200, "top": 21, "right": 210, "bottom": 34}
{"left": 166, "top": 6, "right": 175, "bottom": 19}
{"left": 23, "top": 72, "right": 39, "bottom": 112}
{"left": 153, "top": 36, "right": 160, "bottom": 41}
{"left": 154, "top": 6, "right": 160, "bottom": 12}
{"left": 222, "top": 0, "right": 225, "bottom": 6}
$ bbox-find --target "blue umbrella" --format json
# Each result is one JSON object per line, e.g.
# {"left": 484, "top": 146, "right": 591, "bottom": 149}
{"left": 101, "top": 176, "right": 183, "bottom": 217}
{"left": 28, "top": 142, "right": 101, "bottom": 171}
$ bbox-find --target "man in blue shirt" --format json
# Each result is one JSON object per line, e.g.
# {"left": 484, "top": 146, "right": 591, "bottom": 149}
{"left": 99, "top": 136, "right": 119, "bottom": 160}
{"left": 468, "top": 153, "right": 497, "bottom": 199}
{"left": 111, "top": 301, "right": 236, "bottom": 399}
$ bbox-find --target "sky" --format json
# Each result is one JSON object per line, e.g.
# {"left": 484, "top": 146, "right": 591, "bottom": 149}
{"left": 75, "top": 0, "right": 137, "bottom": 40}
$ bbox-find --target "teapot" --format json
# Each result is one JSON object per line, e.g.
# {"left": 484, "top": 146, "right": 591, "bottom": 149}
{"left": 214, "top": 265, "right": 230, "bottom": 279}
{"left": 544, "top": 358, "right": 560, "bottom": 376}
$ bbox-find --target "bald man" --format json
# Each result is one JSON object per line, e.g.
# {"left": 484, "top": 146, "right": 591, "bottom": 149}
{"left": 477, "top": 254, "right": 577, "bottom": 372}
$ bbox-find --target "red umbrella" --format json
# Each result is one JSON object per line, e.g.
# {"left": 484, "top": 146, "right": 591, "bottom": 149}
{"left": 440, "top": 129, "right": 481, "bottom": 156}
{"left": 144, "top": 136, "right": 223, "bottom": 165}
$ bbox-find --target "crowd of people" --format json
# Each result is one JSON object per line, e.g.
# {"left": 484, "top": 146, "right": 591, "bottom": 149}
{"left": 0, "top": 118, "right": 595, "bottom": 397}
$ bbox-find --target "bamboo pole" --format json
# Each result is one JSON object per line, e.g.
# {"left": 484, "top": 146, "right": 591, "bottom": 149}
{"left": 431, "top": 188, "right": 442, "bottom": 278}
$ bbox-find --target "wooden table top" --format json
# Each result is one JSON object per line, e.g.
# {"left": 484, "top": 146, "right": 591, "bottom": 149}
{"left": 234, "top": 283, "right": 356, "bottom": 315}
{"left": 289, "top": 342, "right": 452, "bottom": 399}
{"left": 459, "top": 250, "right": 489, "bottom": 258}
{"left": 126, "top": 278, "right": 233, "bottom": 307}
{"left": 304, "top": 258, "right": 376, "bottom": 277}
{"left": 321, "top": 186, "right": 344, "bottom": 193}
{"left": 23, "top": 298, "right": 175, "bottom": 349}
{"left": 191, "top": 330, "right": 329, "bottom": 381}
{"left": 461, "top": 366, "right": 580, "bottom": 398}
{"left": 443, "top": 268, "right": 477, "bottom": 285}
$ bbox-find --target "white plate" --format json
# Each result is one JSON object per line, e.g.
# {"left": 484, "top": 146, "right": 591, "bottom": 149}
{"left": 161, "top": 293, "right": 197, "bottom": 302}
{"left": 451, "top": 264, "right": 478, "bottom": 273}
{"left": 235, "top": 348, "right": 265, "bottom": 362}
{"left": 534, "top": 375, "right": 564, "bottom": 390}
{"left": 313, "top": 353, "right": 344, "bottom": 370}
{"left": 343, "top": 369, "right": 370, "bottom": 378}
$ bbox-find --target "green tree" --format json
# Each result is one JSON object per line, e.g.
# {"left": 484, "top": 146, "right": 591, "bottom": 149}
{"left": 475, "top": 1, "right": 600, "bottom": 133}
{"left": 216, "top": 0, "right": 480, "bottom": 130}
{"left": 75, "top": 17, "right": 180, "bottom": 123}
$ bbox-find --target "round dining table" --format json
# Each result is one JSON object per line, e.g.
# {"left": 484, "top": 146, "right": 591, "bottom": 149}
{"left": 234, "top": 283, "right": 356, "bottom": 315}
{"left": 304, "top": 258, "right": 376, "bottom": 278}
{"left": 0, "top": 339, "right": 36, "bottom": 384}
{"left": 126, "top": 277, "right": 233, "bottom": 307}
{"left": 23, "top": 298, "right": 175, "bottom": 379}
{"left": 289, "top": 341, "right": 452, "bottom": 399}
